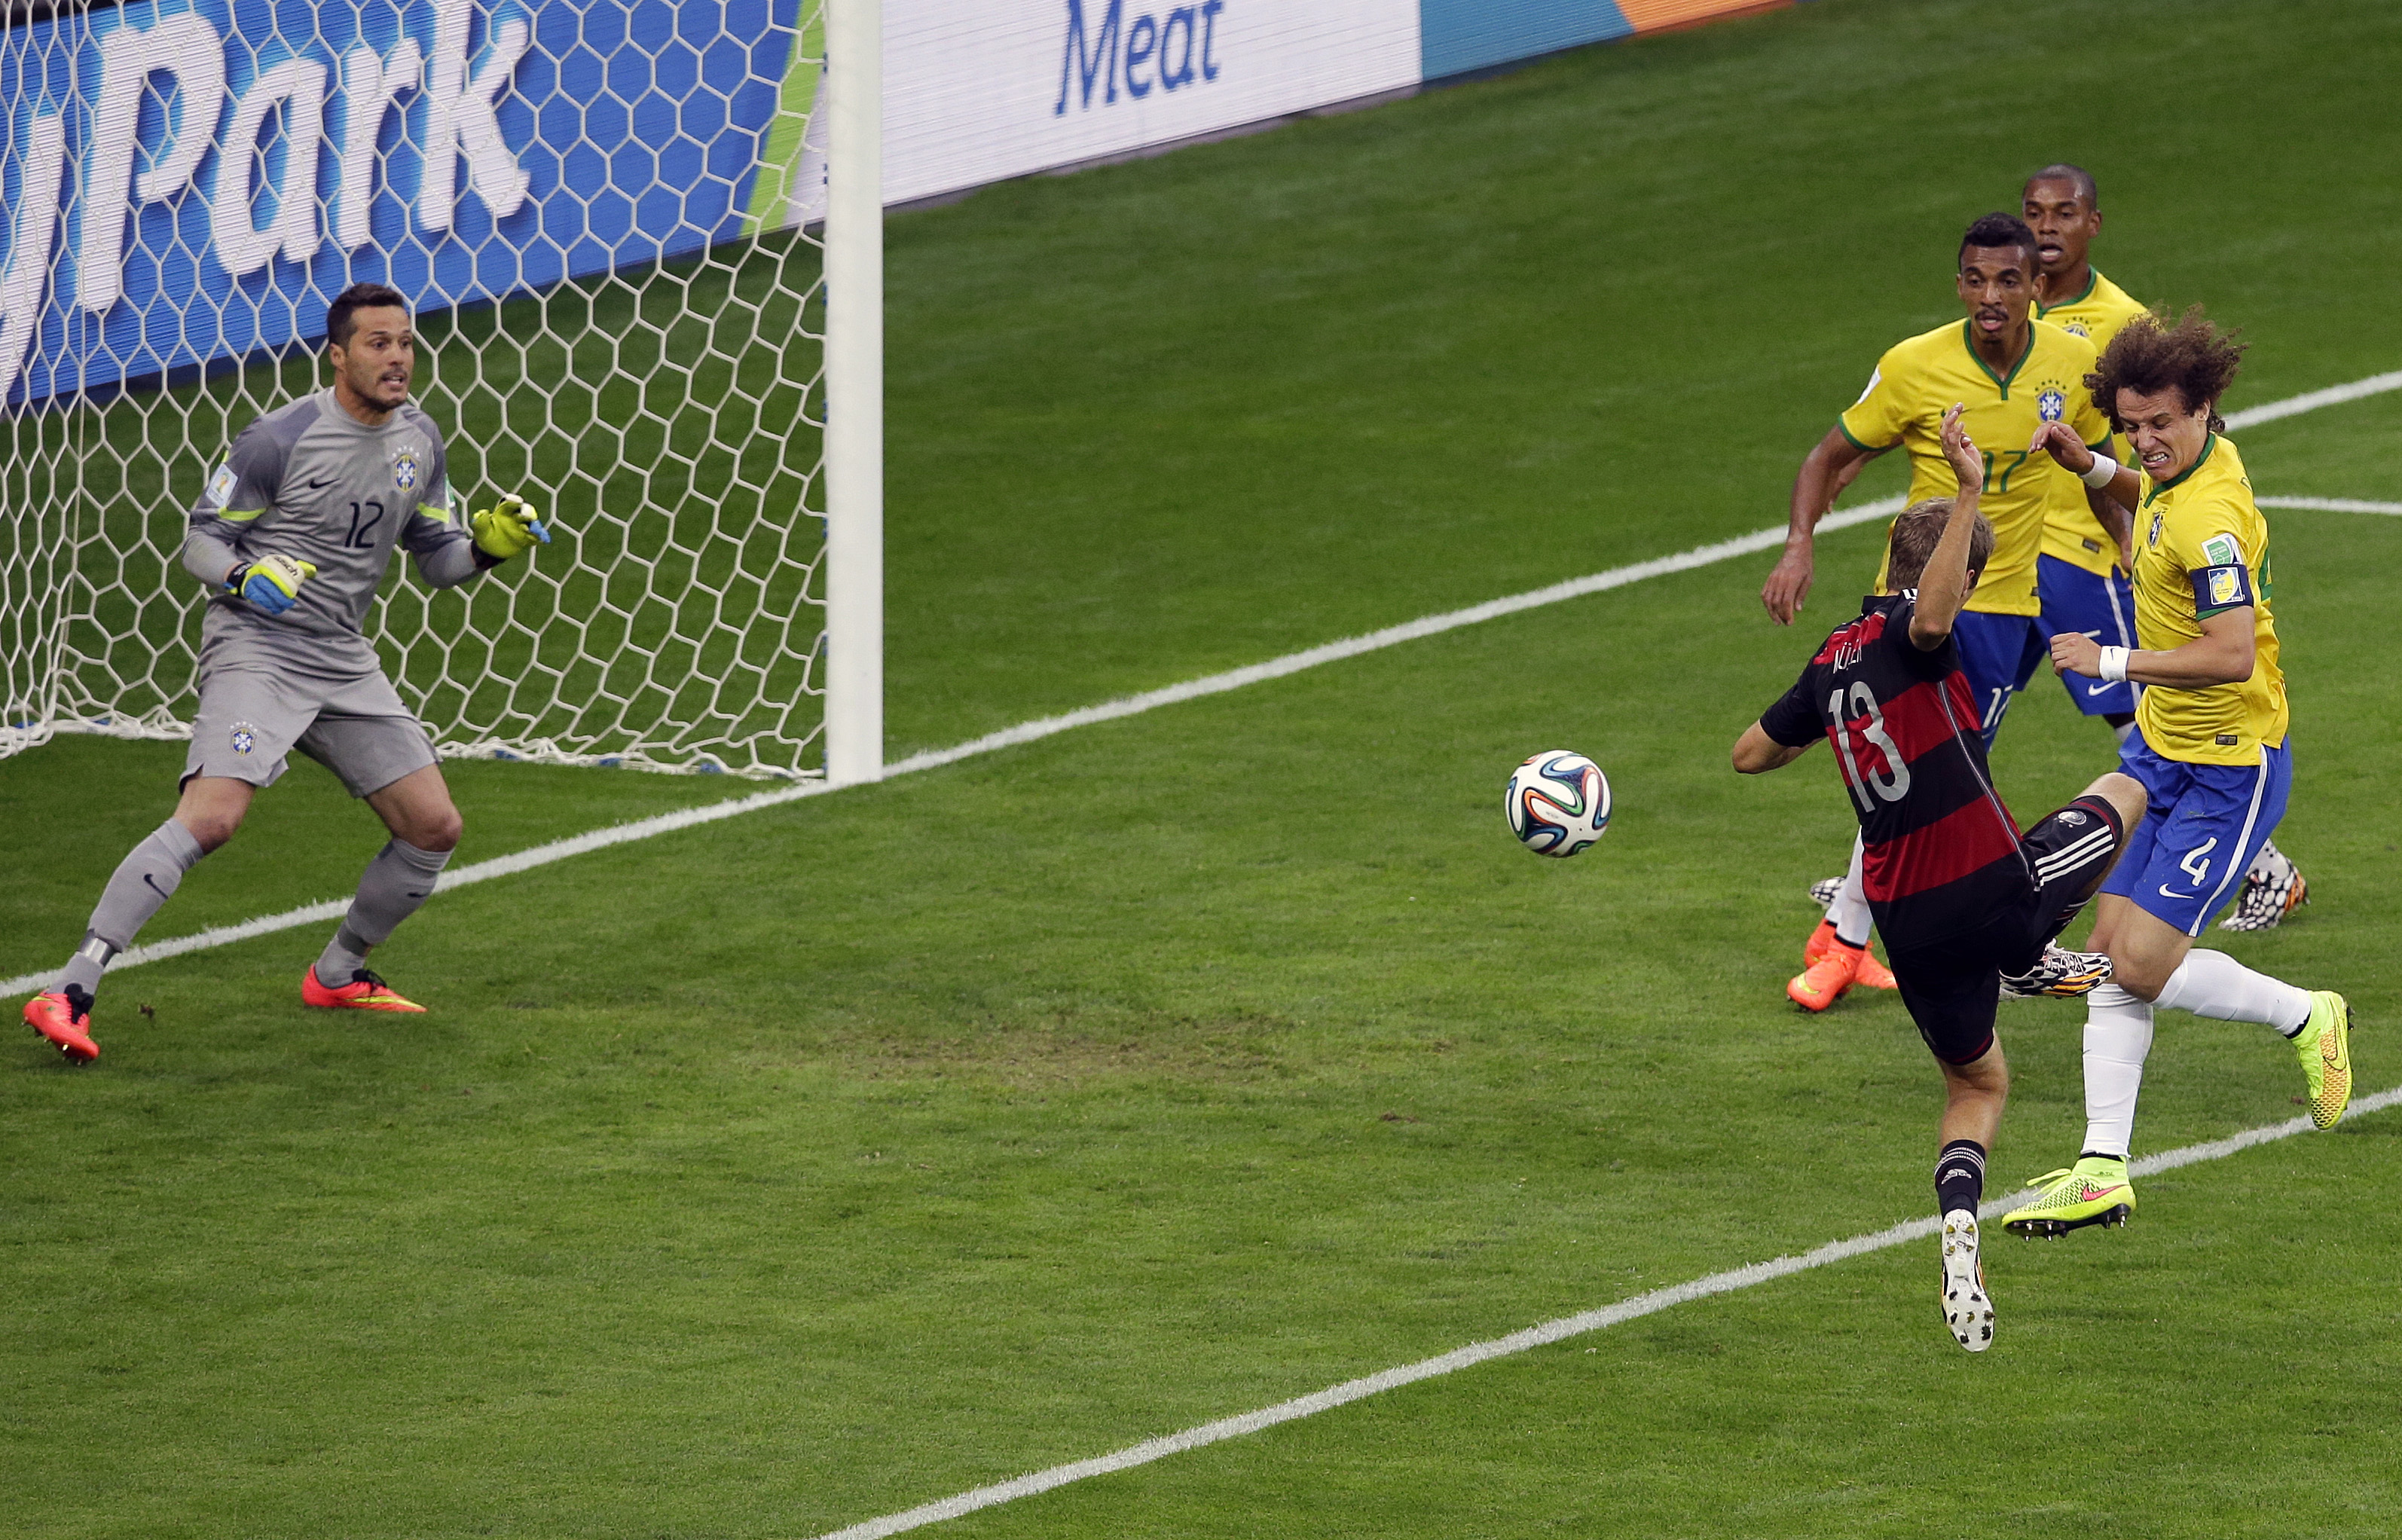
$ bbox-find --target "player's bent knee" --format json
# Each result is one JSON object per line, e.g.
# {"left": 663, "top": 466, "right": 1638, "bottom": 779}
{"left": 413, "top": 807, "right": 464, "bottom": 852}
{"left": 176, "top": 812, "right": 242, "bottom": 853}
{"left": 2081, "top": 769, "right": 2147, "bottom": 829}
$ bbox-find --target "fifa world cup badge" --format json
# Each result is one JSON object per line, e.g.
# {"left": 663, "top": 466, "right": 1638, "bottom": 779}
{"left": 230, "top": 722, "right": 258, "bottom": 756}
{"left": 393, "top": 449, "right": 420, "bottom": 493}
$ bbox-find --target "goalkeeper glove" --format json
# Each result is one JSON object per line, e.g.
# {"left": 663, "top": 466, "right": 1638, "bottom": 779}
{"left": 470, "top": 494, "right": 553, "bottom": 561}
{"left": 227, "top": 555, "right": 318, "bottom": 616}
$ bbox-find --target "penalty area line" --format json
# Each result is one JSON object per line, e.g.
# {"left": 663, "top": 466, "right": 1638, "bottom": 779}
{"left": 811, "top": 1086, "right": 2402, "bottom": 1540}
{"left": 0, "top": 496, "right": 1902, "bottom": 999}
{"left": 2257, "top": 496, "right": 2402, "bottom": 515}
{"left": 7, "top": 365, "right": 2397, "bottom": 999}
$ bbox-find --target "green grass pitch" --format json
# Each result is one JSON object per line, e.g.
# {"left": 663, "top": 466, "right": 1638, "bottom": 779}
{"left": 5, "top": 0, "right": 2402, "bottom": 1533}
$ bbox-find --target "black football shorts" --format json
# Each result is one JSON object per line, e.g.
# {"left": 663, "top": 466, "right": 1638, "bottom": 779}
{"left": 1887, "top": 795, "right": 2126, "bottom": 1065}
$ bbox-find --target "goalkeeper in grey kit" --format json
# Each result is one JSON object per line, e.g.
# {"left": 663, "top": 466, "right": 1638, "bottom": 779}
{"left": 22, "top": 283, "right": 555, "bottom": 1063}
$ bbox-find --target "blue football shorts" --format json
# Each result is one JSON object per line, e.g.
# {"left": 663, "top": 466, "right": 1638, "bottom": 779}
{"left": 2102, "top": 728, "right": 2292, "bottom": 936}
{"left": 2037, "top": 554, "right": 2140, "bottom": 717}
{"left": 1948, "top": 610, "right": 2049, "bottom": 750}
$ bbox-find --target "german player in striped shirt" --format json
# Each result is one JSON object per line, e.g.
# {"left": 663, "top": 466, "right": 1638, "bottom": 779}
{"left": 2003, "top": 310, "right": 2353, "bottom": 1236}
{"left": 1734, "top": 406, "right": 2147, "bottom": 1350}
{"left": 21, "top": 283, "right": 555, "bottom": 1064}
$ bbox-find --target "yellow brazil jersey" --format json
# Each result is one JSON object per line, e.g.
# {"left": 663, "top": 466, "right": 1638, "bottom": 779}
{"left": 2131, "top": 434, "right": 2288, "bottom": 765}
{"left": 2035, "top": 268, "right": 2151, "bottom": 576}
{"left": 1843, "top": 317, "right": 2113, "bottom": 616}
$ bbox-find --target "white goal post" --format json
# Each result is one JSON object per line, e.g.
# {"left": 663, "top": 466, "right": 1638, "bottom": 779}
{"left": 1, "top": 0, "right": 882, "bottom": 783}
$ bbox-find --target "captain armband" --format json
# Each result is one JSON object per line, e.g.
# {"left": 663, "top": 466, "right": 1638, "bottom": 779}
{"left": 2188, "top": 563, "right": 2255, "bottom": 619}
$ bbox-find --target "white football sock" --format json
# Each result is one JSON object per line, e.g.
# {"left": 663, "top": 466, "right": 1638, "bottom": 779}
{"left": 1829, "top": 834, "right": 1872, "bottom": 949}
{"left": 2081, "top": 982, "right": 2154, "bottom": 1160}
{"left": 2153, "top": 949, "right": 2313, "bottom": 1037}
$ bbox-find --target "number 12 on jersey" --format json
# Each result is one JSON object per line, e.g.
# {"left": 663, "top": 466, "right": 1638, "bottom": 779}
{"left": 344, "top": 500, "right": 387, "bottom": 549}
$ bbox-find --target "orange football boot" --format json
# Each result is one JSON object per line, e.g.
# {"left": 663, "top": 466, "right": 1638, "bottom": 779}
{"left": 301, "top": 967, "right": 426, "bottom": 1013}
{"left": 1787, "top": 944, "right": 1860, "bottom": 1011}
{"left": 24, "top": 986, "right": 99, "bottom": 1063}
{"left": 1803, "top": 921, "right": 1898, "bottom": 990}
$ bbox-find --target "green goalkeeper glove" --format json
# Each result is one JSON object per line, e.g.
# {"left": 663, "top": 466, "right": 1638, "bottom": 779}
{"left": 227, "top": 555, "right": 318, "bottom": 616}
{"left": 470, "top": 495, "right": 553, "bottom": 561}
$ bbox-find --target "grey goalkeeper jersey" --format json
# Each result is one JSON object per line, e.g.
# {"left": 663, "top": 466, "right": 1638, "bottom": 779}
{"left": 183, "top": 390, "right": 486, "bottom": 671}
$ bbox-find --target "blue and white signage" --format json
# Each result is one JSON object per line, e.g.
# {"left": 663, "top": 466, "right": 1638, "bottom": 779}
{"left": 1, "top": 0, "right": 799, "bottom": 405}
{"left": 862, "top": 0, "right": 1420, "bottom": 217}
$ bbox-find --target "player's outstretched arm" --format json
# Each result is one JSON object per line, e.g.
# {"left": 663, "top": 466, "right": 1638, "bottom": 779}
{"left": 1908, "top": 405, "right": 1984, "bottom": 650}
{"left": 1731, "top": 721, "right": 1813, "bottom": 774}
{"left": 2050, "top": 604, "right": 2255, "bottom": 687}
{"left": 470, "top": 494, "right": 553, "bottom": 563}
{"left": 1764, "top": 427, "right": 1875, "bottom": 625}
{"left": 2030, "top": 421, "right": 2142, "bottom": 510}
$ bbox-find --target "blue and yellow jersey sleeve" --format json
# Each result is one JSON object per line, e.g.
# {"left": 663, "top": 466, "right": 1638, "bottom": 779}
{"left": 2130, "top": 435, "right": 2288, "bottom": 764}
{"left": 2037, "top": 270, "right": 2152, "bottom": 576}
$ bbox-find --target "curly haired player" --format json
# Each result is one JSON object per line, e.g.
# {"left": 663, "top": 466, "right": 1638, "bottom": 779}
{"left": 2020, "top": 166, "right": 2309, "bottom": 934}
{"left": 2006, "top": 308, "right": 2354, "bottom": 1236}
{"left": 1735, "top": 405, "right": 2144, "bottom": 1350}
{"left": 21, "top": 284, "right": 557, "bottom": 1064}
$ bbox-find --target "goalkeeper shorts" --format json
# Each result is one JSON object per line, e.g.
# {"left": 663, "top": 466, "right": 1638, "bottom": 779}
{"left": 184, "top": 640, "right": 437, "bottom": 799}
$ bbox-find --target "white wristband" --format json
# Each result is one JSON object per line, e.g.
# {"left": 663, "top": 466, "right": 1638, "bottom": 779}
{"left": 2080, "top": 453, "right": 2121, "bottom": 489}
{"left": 2098, "top": 646, "right": 2130, "bottom": 683}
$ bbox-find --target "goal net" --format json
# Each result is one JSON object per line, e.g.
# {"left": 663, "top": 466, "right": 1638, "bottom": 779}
{"left": 2, "top": 0, "right": 857, "bottom": 780}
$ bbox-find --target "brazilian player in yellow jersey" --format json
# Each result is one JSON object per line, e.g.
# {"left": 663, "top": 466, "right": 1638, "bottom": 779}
{"left": 2002, "top": 309, "right": 2353, "bottom": 1236}
{"left": 1762, "top": 213, "right": 2114, "bottom": 1010}
{"left": 2025, "top": 163, "right": 2148, "bottom": 731}
{"left": 2027, "top": 162, "right": 2308, "bottom": 933}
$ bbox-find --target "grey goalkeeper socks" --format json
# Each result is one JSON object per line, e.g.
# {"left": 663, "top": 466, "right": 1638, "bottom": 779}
{"left": 55, "top": 818, "right": 207, "bottom": 995}
{"left": 315, "top": 839, "right": 452, "bottom": 985}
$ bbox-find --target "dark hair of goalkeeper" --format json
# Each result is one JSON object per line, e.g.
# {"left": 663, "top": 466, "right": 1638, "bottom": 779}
{"left": 327, "top": 283, "right": 411, "bottom": 350}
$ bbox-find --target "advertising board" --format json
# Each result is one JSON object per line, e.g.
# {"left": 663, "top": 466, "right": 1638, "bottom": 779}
{"left": 0, "top": 0, "right": 798, "bottom": 405}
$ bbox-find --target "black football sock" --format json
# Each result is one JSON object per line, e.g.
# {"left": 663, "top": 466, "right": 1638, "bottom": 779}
{"left": 1935, "top": 1139, "right": 1986, "bottom": 1218}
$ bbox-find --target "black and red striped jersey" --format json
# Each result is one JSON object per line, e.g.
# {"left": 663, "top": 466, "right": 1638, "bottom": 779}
{"left": 1758, "top": 594, "right": 2029, "bottom": 948}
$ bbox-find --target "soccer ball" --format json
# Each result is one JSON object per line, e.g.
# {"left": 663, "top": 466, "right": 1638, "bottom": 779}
{"left": 1505, "top": 750, "right": 1612, "bottom": 857}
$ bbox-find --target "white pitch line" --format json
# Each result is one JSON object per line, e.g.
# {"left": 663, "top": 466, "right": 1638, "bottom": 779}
{"left": 2223, "top": 370, "right": 2402, "bottom": 429}
{"left": 7, "top": 365, "right": 2398, "bottom": 999}
{"left": 0, "top": 497, "right": 1902, "bottom": 999}
{"left": 814, "top": 1086, "right": 2402, "bottom": 1540}
{"left": 2258, "top": 496, "right": 2402, "bottom": 515}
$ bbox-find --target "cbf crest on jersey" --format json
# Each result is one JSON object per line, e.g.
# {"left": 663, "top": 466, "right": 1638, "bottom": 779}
{"left": 392, "top": 449, "right": 420, "bottom": 493}
{"left": 2036, "top": 386, "right": 2067, "bottom": 423}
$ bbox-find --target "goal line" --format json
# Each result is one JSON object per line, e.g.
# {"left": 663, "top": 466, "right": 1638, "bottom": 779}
{"left": 2, "top": 368, "right": 2394, "bottom": 999}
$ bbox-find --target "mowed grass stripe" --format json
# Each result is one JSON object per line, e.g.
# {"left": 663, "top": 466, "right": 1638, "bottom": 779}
{"left": 8, "top": 354, "right": 2394, "bottom": 1003}
{"left": 815, "top": 1089, "right": 2402, "bottom": 1540}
